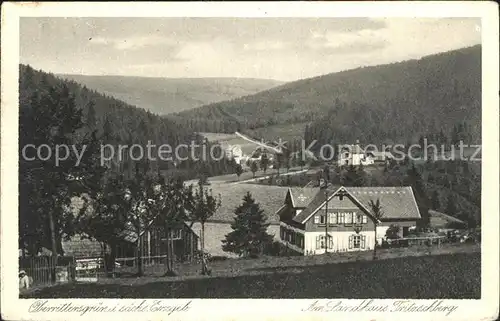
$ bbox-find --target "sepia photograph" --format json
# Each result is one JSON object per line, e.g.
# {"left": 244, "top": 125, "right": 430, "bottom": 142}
{"left": 1, "top": 2, "right": 499, "bottom": 321}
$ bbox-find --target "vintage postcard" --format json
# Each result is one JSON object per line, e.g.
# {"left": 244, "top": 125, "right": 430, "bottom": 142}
{"left": 1, "top": 1, "right": 499, "bottom": 321}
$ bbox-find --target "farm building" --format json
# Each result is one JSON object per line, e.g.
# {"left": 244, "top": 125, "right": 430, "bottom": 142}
{"left": 219, "top": 142, "right": 244, "bottom": 163}
{"left": 116, "top": 220, "right": 199, "bottom": 261}
{"left": 428, "top": 209, "right": 468, "bottom": 231}
{"left": 60, "top": 221, "right": 199, "bottom": 262}
{"left": 366, "top": 151, "right": 395, "bottom": 164}
{"left": 190, "top": 183, "right": 290, "bottom": 257}
{"left": 278, "top": 186, "right": 421, "bottom": 255}
{"left": 52, "top": 196, "right": 199, "bottom": 262}
{"left": 337, "top": 144, "right": 375, "bottom": 166}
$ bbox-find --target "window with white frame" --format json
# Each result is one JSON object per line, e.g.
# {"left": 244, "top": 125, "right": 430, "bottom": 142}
{"left": 314, "top": 215, "right": 326, "bottom": 225}
{"left": 316, "top": 235, "right": 333, "bottom": 249}
{"left": 338, "top": 212, "right": 345, "bottom": 224}
{"left": 349, "top": 235, "right": 366, "bottom": 249}
{"left": 329, "top": 212, "right": 337, "bottom": 224}
{"left": 355, "top": 213, "right": 366, "bottom": 224}
{"left": 345, "top": 212, "right": 353, "bottom": 224}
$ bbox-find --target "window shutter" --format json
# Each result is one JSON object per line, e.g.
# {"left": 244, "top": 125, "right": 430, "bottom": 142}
{"left": 314, "top": 216, "right": 320, "bottom": 224}
{"left": 330, "top": 213, "right": 337, "bottom": 224}
{"left": 345, "top": 213, "right": 352, "bottom": 224}
{"left": 316, "top": 236, "right": 320, "bottom": 249}
{"left": 361, "top": 235, "right": 366, "bottom": 248}
{"left": 348, "top": 235, "right": 353, "bottom": 249}
{"left": 362, "top": 215, "right": 367, "bottom": 224}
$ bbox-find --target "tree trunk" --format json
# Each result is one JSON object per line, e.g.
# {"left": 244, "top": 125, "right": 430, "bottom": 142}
{"left": 48, "top": 211, "right": 58, "bottom": 283}
{"left": 109, "top": 244, "right": 117, "bottom": 278}
{"left": 373, "top": 225, "right": 377, "bottom": 260}
{"left": 169, "top": 233, "right": 175, "bottom": 268}
{"left": 164, "top": 227, "right": 175, "bottom": 275}
{"left": 201, "top": 222, "right": 207, "bottom": 274}
{"left": 137, "top": 227, "right": 144, "bottom": 276}
{"left": 101, "top": 242, "right": 107, "bottom": 276}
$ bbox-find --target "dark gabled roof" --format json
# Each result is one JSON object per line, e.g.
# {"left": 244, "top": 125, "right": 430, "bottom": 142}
{"left": 292, "top": 186, "right": 421, "bottom": 224}
{"left": 291, "top": 186, "right": 342, "bottom": 223}
{"left": 288, "top": 187, "right": 320, "bottom": 208}
{"left": 367, "top": 151, "right": 395, "bottom": 159}
{"left": 429, "top": 209, "right": 466, "bottom": 225}
{"left": 62, "top": 235, "right": 107, "bottom": 258}
{"left": 347, "top": 187, "right": 421, "bottom": 220}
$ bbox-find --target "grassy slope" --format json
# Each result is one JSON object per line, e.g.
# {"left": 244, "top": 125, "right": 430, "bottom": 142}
{"left": 22, "top": 250, "right": 480, "bottom": 298}
{"left": 58, "top": 75, "right": 283, "bottom": 115}
{"left": 198, "top": 132, "right": 261, "bottom": 155}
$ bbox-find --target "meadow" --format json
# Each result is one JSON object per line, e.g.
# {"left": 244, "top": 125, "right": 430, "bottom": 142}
{"left": 21, "top": 246, "right": 480, "bottom": 299}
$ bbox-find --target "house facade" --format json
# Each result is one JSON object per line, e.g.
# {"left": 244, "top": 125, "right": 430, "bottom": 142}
{"left": 337, "top": 144, "right": 375, "bottom": 166}
{"left": 117, "top": 221, "right": 199, "bottom": 262}
{"left": 277, "top": 186, "right": 421, "bottom": 255}
{"left": 221, "top": 144, "right": 244, "bottom": 163}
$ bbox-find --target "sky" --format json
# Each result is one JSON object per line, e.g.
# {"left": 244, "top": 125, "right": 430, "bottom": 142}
{"left": 20, "top": 17, "right": 481, "bottom": 81}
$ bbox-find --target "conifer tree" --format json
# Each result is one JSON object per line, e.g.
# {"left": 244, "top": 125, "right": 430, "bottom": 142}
{"left": 235, "top": 163, "right": 243, "bottom": 181}
{"left": 431, "top": 190, "right": 441, "bottom": 210}
{"left": 19, "top": 83, "right": 105, "bottom": 280}
{"left": 406, "top": 164, "right": 430, "bottom": 228}
{"left": 250, "top": 161, "right": 258, "bottom": 178}
{"left": 222, "top": 192, "right": 273, "bottom": 258}
{"left": 260, "top": 153, "right": 269, "bottom": 174}
{"left": 445, "top": 194, "right": 457, "bottom": 217}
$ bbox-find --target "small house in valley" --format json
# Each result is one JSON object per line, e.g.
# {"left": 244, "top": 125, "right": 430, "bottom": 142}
{"left": 337, "top": 144, "right": 375, "bottom": 166}
{"left": 116, "top": 220, "right": 199, "bottom": 261}
{"left": 428, "top": 209, "right": 468, "bottom": 232}
{"left": 277, "top": 186, "right": 421, "bottom": 255}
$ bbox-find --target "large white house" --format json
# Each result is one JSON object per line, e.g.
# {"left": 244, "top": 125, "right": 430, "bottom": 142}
{"left": 337, "top": 144, "right": 375, "bottom": 166}
{"left": 277, "top": 186, "right": 421, "bottom": 255}
{"left": 220, "top": 143, "right": 244, "bottom": 163}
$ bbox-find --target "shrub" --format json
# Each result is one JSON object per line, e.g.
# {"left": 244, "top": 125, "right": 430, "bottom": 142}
{"left": 208, "top": 256, "right": 229, "bottom": 262}
{"left": 385, "top": 224, "right": 401, "bottom": 239}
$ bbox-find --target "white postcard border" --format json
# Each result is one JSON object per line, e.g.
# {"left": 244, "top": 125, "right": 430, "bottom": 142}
{"left": 1, "top": 2, "right": 499, "bottom": 321}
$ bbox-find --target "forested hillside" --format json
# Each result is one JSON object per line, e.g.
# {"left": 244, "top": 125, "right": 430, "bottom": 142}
{"left": 175, "top": 45, "right": 481, "bottom": 145}
{"left": 20, "top": 65, "right": 238, "bottom": 180}
{"left": 20, "top": 65, "right": 191, "bottom": 148}
{"left": 59, "top": 74, "right": 282, "bottom": 115}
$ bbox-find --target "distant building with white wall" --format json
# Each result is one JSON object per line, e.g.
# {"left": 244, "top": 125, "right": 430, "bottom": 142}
{"left": 337, "top": 144, "right": 375, "bottom": 166}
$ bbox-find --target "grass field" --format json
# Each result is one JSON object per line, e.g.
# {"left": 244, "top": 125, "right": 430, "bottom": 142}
{"left": 198, "top": 132, "right": 261, "bottom": 155}
{"left": 21, "top": 246, "right": 480, "bottom": 299}
{"left": 243, "top": 122, "right": 309, "bottom": 143}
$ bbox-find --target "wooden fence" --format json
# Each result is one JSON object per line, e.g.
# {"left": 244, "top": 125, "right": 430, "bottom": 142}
{"left": 19, "top": 256, "right": 75, "bottom": 287}
{"left": 383, "top": 236, "right": 447, "bottom": 248}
